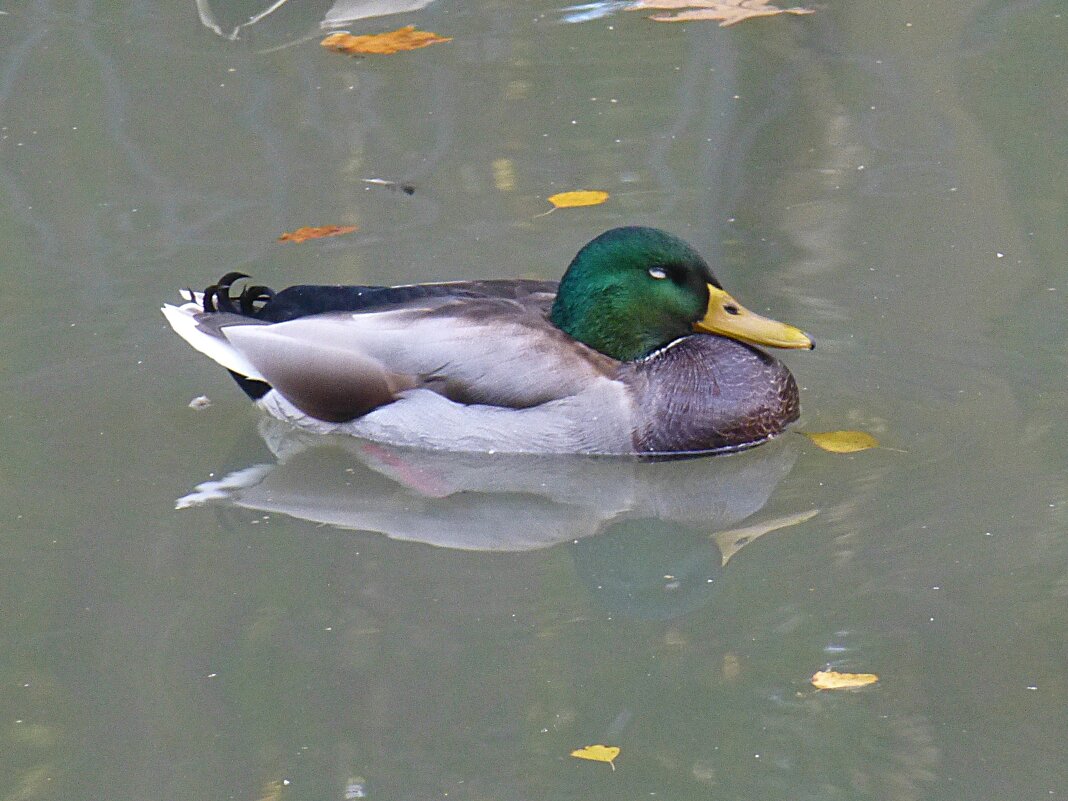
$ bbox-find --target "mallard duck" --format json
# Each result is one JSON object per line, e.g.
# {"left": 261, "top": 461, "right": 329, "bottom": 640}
{"left": 162, "top": 226, "right": 812, "bottom": 455}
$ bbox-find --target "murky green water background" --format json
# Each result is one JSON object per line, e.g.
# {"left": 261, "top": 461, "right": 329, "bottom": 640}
{"left": 2, "top": 1, "right": 1067, "bottom": 799}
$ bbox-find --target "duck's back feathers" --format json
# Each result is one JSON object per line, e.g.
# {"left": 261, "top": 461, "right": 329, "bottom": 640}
{"left": 253, "top": 278, "right": 558, "bottom": 322}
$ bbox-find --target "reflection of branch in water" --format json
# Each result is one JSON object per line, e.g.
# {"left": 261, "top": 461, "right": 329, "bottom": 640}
{"left": 0, "top": 5, "right": 274, "bottom": 279}
{"left": 0, "top": 24, "right": 58, "bottom": 264}
{"left": 195, "top": 0, "right": 438, "bottom": 41}
{"left": 76, "top": 20, "right": 182, "bottom": 248}
{"left": 194, "top": 0, "right": 299, "bottom": 41}
{"left": 321, "top": 0, "right": 438, "bottom": 29}
{"left": 712, "top": 507, "right": 819, "bottom": 566}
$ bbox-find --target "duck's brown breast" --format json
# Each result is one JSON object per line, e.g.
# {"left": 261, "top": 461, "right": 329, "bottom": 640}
{"left": 622, "top": 335, "right": 800, "bottom": 455}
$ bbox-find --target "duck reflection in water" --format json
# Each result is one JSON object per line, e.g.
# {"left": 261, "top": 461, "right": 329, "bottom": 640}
{"left": 178, "top": 419, "right": 813, "bottom": 619}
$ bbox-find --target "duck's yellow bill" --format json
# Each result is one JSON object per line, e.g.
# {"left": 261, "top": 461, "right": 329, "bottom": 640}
{"left": 695, "top": 285, "right": 814, "bottom": 350}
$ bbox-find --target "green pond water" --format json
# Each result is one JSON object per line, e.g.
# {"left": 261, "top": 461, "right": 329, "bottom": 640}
{"left": 1, "top": 0, "right": 1067, "bottom": 799}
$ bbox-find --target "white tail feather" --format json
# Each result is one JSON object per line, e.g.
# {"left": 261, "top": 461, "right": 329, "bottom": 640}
{"left": 161, "top": 302, "right": 266, "bottom": 381}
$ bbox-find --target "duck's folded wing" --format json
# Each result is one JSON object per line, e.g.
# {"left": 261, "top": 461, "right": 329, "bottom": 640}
{"left": 218, "top": 297, "right": 618, "bottom": 421}
{"left": 222, "top": 323, "right": 419, "bottom": 421}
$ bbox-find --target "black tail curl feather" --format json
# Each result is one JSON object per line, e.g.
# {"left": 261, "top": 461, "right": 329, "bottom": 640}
{"left": 198, "top": 273, "right": 278, "bottom": 401}
{"left": 197, "top": 274, "right": 487, "bottom": 323}
{"left": 202, "top": 272, "right": 275, "bottom": 317}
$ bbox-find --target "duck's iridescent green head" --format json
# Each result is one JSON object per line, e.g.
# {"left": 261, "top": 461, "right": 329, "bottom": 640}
{"left": 550, "top": 226, "right": 813, "bottom": 361}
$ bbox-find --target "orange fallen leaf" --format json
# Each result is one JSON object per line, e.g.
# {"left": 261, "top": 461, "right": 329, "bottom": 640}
{"left": 570, "top": 744, "right": 620, "bottom": 770}
{"left": 321, "top": 27, "right": 452, "bottom": 56}
{"left": 548, "top": 190, "right": 609, "bottom": 209}
{"left": 801, "top": 430, "right": 879, "bottom": 453}
{"left": 629, "top": 0, "right": 814, "bottom": 26}
{"left": 278, "top": 225, "right": 358, "bottom": 244}
{"left": 811, "top": 670, "right": 879, "bottom": 690}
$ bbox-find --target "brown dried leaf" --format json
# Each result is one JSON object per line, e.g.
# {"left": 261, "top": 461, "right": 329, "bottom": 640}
{"left": 629, "top": 0, "right": 814, "bottom": 26}
{"left": 811, "top": 670, "right": 879, "bottom": 690}
{"left": 321, "top": 27, "right": 452, "bottom": 56}
{"left": 278, "top": 225, "right": 358, "bottom": 244}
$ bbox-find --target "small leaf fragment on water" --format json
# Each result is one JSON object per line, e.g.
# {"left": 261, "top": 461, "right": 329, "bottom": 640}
{"left": 722, "top": 651, "right": 741, "bottom": 680}
{"left": 802, "top": 430, "right": 879, "bottom": 453}
{"left": 362, "top": 178, "right": 415, "bottom": 195}
{"left": 493, "top": 158, "right": 516, "bottom": 191}
{"left": 811, "top": 670, "right": 879, "bottom": 690}
{"left": 321, "top": 27, "right": 452, "bottom": 56}
{"left": 570, "top": 744, "right": 620, "bottom": 769}
{"left": 629, "top": 0, "right": 814, "bottom": 25}
{"left": 278, "top": 225, "right": 358, "bottom": 244}
{"left": 256, "top": 780, "right": 283, "bottom": 801}
{"left": 548, "top": 190, "right": 610, "bottom": 209}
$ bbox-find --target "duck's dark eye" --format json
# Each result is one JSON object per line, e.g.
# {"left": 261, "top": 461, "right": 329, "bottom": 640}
{"left": 648, "top": 267, "right": 667, "bottom": 280}
{"left": 723, "top": 304, "right": 740, "bottom": 315}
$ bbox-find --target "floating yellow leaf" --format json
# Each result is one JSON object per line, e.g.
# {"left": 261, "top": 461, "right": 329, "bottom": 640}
{"left": 570, "top": 744, "right": 620, "bottom": 770}
{"left": 548, "top": 190, "right": 610, "bottom": 209}
{"left": 321, "top": 27, "right": 452, "bottom": 56}
{"left": 802, "top": 430, "right": 879, "bottom": 453}
{"left": 628, "top": 0, "right": 814, "bottom": 26}
{"left": 278, "top": 225, "right": 358, "bottom": 244}
{"left": 811, "top": 670, "right": 879, "bottom": 690}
